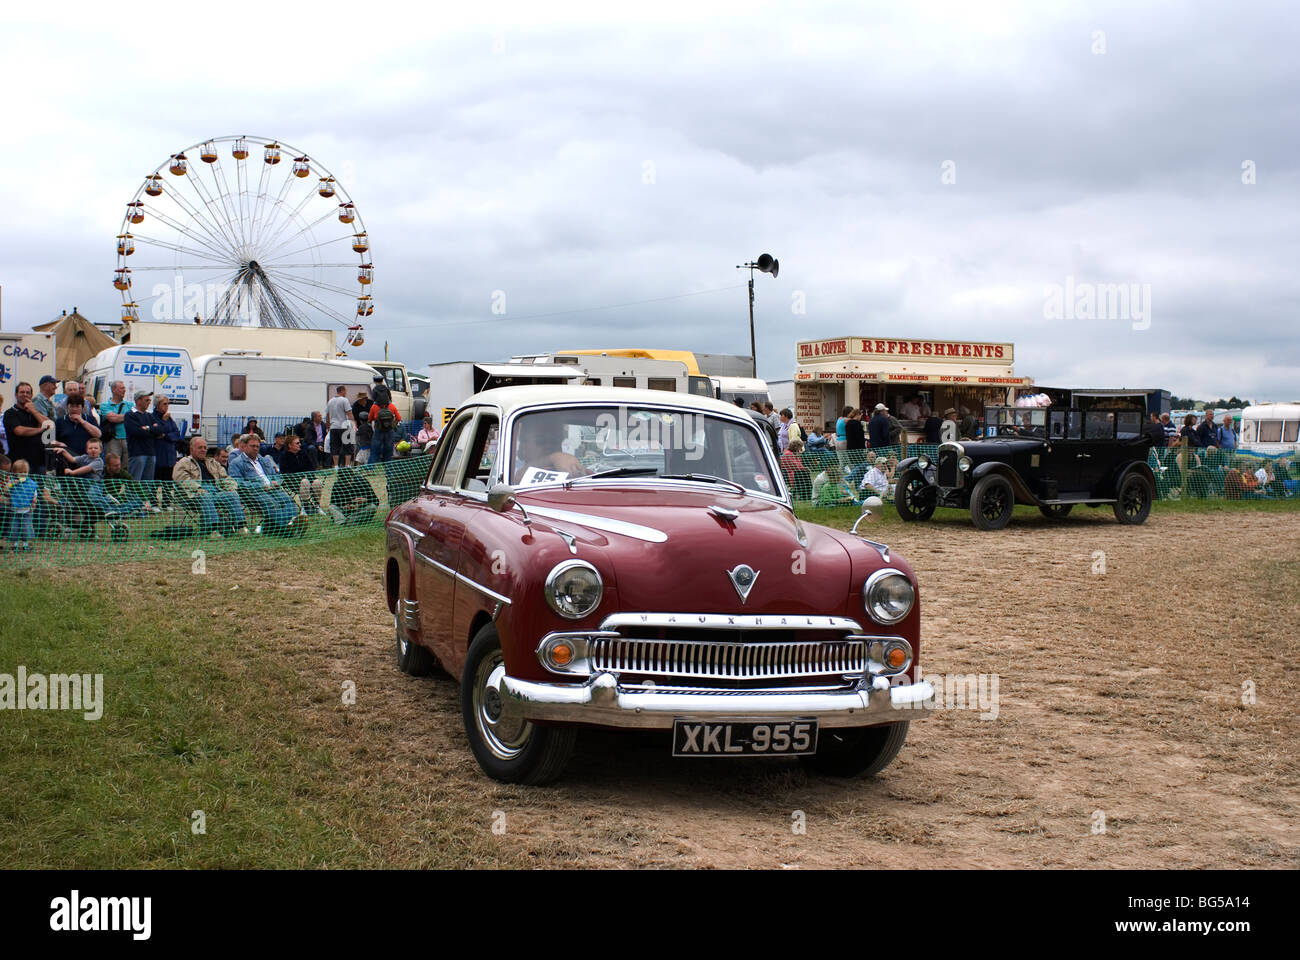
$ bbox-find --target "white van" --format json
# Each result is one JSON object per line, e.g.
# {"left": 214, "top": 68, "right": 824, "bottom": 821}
{"left": 84, "top": 345, "right": 198, "bottom": 411}
{"left": 712, "top": 376, "right": 771, "bottom": 408}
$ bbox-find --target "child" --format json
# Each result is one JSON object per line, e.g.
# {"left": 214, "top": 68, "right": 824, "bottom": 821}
{"left": 8, "top": 459, "right": 38, "bottom": 550}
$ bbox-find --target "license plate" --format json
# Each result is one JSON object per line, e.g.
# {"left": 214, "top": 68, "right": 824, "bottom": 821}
{"left": 672, "top": 719, "right": 819, "bottom": 757}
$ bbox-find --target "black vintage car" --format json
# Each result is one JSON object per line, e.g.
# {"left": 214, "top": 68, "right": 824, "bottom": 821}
{"left": 894, "top": 404, "right": 1156, "bottom": 530}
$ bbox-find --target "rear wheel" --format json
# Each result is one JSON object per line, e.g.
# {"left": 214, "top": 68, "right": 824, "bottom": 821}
{"left": 800, "top": 721, "right": 910, "bottom": 777}
{"left": 461, "top": 622, "right": 576, "bottom": 785}
{"left": 1038, "top": 503, "right": 1073, "bottom": 519}
{"left": 970, "top": 474, "right": 1015, "bottom": 530}
{"left": 1114, "top": 473, "right": 1153, "bottom": 525}
{"left": 894, "top": 469, "right": 936, "bottom": 521}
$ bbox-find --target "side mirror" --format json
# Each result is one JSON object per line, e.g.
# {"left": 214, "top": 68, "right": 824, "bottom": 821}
{"left": 489, "top": 483, "right": 533, "bottom": 526}
{"left": 487, "top": 483, "right": 515, "bottom": 513}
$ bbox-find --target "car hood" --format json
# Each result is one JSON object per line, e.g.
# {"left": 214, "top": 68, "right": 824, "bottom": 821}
{"left": 516, "top": 484, "right": 856, "bottom": 615}
{"left": 944, "top": 437, "right": 1045, "bottom": 457}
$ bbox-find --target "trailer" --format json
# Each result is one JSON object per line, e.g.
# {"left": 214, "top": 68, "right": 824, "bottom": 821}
{"left": 427, "top": 361, "right": 584, "bottom": 428}
{"left": 510, "top": 353, "right": 712, "bottom": 395}
{"left": 0, "top": 332, "right": 57, "bottom": 394}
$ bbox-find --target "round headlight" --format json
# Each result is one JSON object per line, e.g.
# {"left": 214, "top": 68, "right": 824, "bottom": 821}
{"left": 917, "top": 455, "right": 930, "bottom": 469}
{"left": 958, "top": 456, "right": 972, "bottom": 472}
{"left": 863, "top": 569, "right": 915, "bottom": 625}
{"left": 545, "top": 560, "right": 603, "bottom": 619}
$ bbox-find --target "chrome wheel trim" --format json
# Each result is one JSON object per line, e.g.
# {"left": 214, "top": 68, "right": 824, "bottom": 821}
{"left": 473, "top": 653, "right": 532, "bottom": 760}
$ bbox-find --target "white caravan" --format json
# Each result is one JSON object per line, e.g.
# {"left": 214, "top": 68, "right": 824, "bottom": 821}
{"left": 1238, "top": 403, "right": 1300, "bottom": 456}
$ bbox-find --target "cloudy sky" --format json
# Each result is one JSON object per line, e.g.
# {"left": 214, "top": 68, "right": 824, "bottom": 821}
{"left": 2, "top": 0, "right": 1296, "bottom": 400}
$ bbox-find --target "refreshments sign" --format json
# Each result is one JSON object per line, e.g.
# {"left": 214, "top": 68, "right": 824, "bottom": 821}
{"left": 797, "top": 337, "right": 1014, "bottom": 363}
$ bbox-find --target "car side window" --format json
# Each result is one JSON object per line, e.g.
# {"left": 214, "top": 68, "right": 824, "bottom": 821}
{"left": 429, "top": 413, "right": 476, "bottom": 488}
{"left": 463, "top": 416, "right": 499, "bottom": 492}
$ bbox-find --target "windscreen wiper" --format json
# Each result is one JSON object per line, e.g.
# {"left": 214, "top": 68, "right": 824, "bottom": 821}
{"left": 564, "top": 467, "right": 660, "bottom": 487}
{"left": 659, "top": 473, "right": 746, "bottom": 494}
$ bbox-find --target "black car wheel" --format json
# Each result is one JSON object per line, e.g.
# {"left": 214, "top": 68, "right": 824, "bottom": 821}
{"left": 800, "top": 721, "right": 909, "bottom": 777}
{"left": 461, "top": 622, "right": 576, "bottom": 785}
{"left": 395, "top": 611, "right": 436, "bottom": 676}
{"left": 894, "top": 469, "right": 936, "bottom": 521}
{"left": 1038, "top": 503, "right": 1073, "bottom": 519}
{"left": 1113, "top": 473, "right": 1153, "bottom": 525}
{"left": 970, "top": 474, "right": 1015, "bottom": 530}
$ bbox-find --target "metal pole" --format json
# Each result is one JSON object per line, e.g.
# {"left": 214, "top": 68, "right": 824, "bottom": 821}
{"left": 748, "top": 272, "right": 756, "bottom": 378}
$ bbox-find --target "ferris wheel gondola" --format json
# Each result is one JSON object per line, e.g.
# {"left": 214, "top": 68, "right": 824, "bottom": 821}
{"left": 115, "top": 134, "right": 372, "bottom": 345}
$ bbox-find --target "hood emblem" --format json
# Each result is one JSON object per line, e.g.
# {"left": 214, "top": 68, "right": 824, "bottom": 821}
{"left": 727, "top": 564, "right": 760, "bottom": 604}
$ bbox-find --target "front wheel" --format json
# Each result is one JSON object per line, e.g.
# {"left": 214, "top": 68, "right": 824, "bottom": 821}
{"left": 1114, "top": 474, "right": 1153, "bottom": 525}
{"left": 970, "top": 474, "right": 1015, "bottom": 530}
{"left": 461, "top": 622, "right": 576, "bottom": 785}
{"left": 894, "top": 469, "right": 936, "bottom": 521}
{"left": 799, "top": 721, "right": 910, "bottom": 777}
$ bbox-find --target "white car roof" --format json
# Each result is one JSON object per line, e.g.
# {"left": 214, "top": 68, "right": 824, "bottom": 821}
{"left": 460, "top": 384, "right": 755, "bottom": 419}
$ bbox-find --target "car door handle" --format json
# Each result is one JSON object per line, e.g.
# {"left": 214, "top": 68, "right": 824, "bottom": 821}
{"left": 1076, "top": 453, "right": 1091, "bottom": 459}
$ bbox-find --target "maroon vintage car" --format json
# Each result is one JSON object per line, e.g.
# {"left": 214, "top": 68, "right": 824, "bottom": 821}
{"left": 385, "top": 386, "right": 935, "bottom": 784}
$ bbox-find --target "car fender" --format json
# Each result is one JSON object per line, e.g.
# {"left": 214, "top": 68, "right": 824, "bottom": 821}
{"left": 969, "top": 461, "right": 1040, "bottom": 505}
{"left": 1105, "top": 459, "right": 1156, "bottom": 499}
{"left": 896, "top": 455, "right": 921, "bottom": 474}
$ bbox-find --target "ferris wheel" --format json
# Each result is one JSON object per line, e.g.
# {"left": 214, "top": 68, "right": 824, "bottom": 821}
{"left": 115, "top": 135, "right": 372, "bottom": 347}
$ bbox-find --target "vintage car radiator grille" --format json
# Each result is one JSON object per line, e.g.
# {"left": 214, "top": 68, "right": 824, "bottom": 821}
{"left": 937, "top": 449, "right": 960, "bottom": 487}
{"left": 588, "top": 636, "right": 867, "bottom": 681}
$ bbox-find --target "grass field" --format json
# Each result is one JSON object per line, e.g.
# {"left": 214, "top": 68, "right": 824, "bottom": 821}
{"left": 1, "top": 497, "right": 1296, "bottom": 868}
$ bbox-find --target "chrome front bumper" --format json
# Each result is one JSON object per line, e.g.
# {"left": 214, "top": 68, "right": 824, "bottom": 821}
{"left": 498, "top": 672, "right": 935, "bottom": 730}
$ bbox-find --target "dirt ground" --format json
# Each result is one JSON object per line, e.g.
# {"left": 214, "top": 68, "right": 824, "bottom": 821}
{"left": 78, "top": 508, "right": 1300, "bottom": 868}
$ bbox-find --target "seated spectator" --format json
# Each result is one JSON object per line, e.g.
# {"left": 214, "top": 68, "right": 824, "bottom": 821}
{"left": 244, "top": 419, "right": 265, "bottom": 441}
{"left": 859, "top": 455, "right": 895, "bottom": 498}
{"left": 174, "top": 435, "right": 248, "bottom": 537}
{"left": 101, "top": 452, "right": 152, "bottom": 517}
{"left": 415, "top": 413, "right": 440, "bottom": 448}
{"left": 54, "top": 437, "right": 117, "bottom": 531}
{"left": 328, "top": 465, "right": 380, "bottom": 524}
{"left": 805, "top": 427, "right": 828, "bottom": 450}
{"left": 814, "top": 462, "right": 858, "bottom": 506}
{"left": 227, "top": 434, "right": 298, "bottom": 535}
{"left": 278, "top": 434, "right": 325, "bottom": 514}
{"left": 1223, "top": 468, "right": 1263, "bottom": 500}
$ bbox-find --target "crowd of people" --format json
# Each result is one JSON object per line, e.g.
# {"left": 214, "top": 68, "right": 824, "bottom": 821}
{"left": 1143, "top": 410, "right": 1294, "bottom": 500}
{"left": 0, "top": 373, "right": 438, "bottom": 551}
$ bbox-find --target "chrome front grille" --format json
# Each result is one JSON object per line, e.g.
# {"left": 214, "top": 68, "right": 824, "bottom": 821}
{"left": 587, "top": 637, "right": 867, "bottom": 681}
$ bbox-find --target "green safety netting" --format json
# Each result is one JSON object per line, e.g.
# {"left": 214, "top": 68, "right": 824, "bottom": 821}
{"left": 0, "top": 456, "right": 431, "bottom": 568}
{"left": 2, "top": 444, "right": 1295, "bottom": 567}
{"left": 778, "top": 444, "right": 1299, "bottom": 506}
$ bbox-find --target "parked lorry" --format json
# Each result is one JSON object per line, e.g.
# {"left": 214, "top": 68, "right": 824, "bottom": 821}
{"left": 0, "top": 332, "right": 57, "bottom": 394}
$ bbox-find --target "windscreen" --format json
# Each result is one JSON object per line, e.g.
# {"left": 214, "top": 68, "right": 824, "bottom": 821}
{"left": 510, "top": 405, "right": 779, "bottom": 496}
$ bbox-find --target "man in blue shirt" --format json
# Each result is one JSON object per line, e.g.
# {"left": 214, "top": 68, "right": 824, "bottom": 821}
{"left": 1216, "top": 417, "right": 1237, "bottom": 451}
{"left": 227, "top": 433, "right": 298, "bottom": 535}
